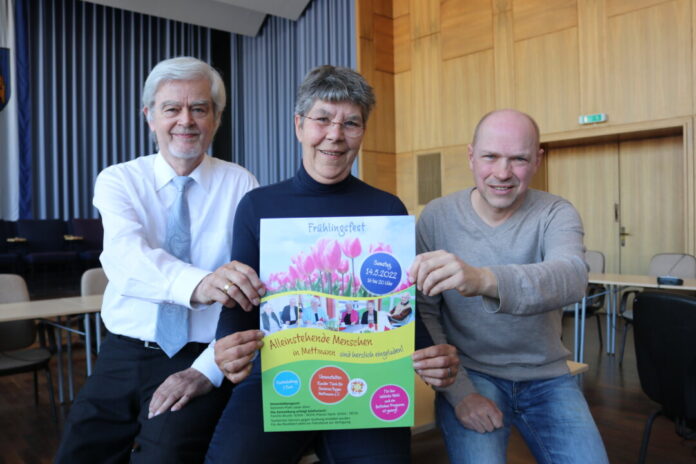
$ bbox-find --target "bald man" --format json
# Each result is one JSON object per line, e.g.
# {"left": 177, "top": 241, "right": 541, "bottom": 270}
{"left": 409, "top": 110, "right": 608, "bottom": 464}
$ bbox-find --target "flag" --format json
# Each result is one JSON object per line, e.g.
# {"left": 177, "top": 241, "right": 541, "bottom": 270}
{"left": 0, "top": 0, "right": 19, "bottom": 220}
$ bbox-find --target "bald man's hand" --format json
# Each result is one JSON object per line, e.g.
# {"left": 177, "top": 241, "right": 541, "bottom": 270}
{"left": 409, "top": 250, "right": 498, "bottom": 298}
{"left": 412, "top": 344, "right": 459, "bottom": 387}
{"left": 455, "top": 393, "right": 504, "bottom": 433}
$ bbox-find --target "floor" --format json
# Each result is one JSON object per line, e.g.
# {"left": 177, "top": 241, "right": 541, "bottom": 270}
{"left": 1, "top": 303, "right": 695, "bottom": 463}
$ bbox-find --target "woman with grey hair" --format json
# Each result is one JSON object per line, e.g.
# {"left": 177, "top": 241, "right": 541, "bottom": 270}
{"left": 205, "top": 65, "right": 459, "bottom": 463}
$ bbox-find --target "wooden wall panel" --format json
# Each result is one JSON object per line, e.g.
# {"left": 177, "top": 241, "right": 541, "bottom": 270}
{"left": 513, "top": 0, "right": 578, "bottom": 41}
{"left": 515, "top": 27, "right": 580, "bottom": 134}
{"left": 394, "top": 14, "right": 411, "bottom": 72}
{"left": 578, "top": 0, "right": 607, "bottom": 115}
{"left": 441, "top": 146, "right": 474, "bottom": 196}
{"left": 364, "top": 70, "right": 395, "bottom": 153}
{"left": 530, "top": 153, "right": 547, "bottom": 192}
{"left": 358, "top": 0, "right": 373, "bottom": 39}
{"left": 374, "top": 14, "right": 394, "bottom": 73}
{"left": 441, "top": 0, "right": 493, "bottom": 60}
{"left": 396, "top": 152, "right": 417, "bottom": 212}
{"left": 410, "top": 0, "right": 439, "bottom": 38}
{"left": 372, "top": 0, "right": 393, "bottom": 17}
{"left": 358, "top": 37, "right": 376, "bottom": 98}
{"left": 395, "top": 71, "right": 413, "bottom": 154}
{"left": 688, "top": 121, "right": 695, "bottom": 256}
{"left": 417, "top": 152, "right": 442, "bottom": 204}
{"left": 411, "top": 35, "right": 443, "bottom": 151}
{"left": 493, "top": 3, "right": 516, "bottom": 107}
{"left": 393, "top": 0, "right": 409, "bottom": 18}
{"left": 361, "top": 150, "right": 397, "bottom": 194}
{"left": 442, "top": 50, "right": 496, "bottom": 147}
{"left": 356, "top": 0, "right": 396, "bottom": 195}
{"left": 358, "top": 0, "right": 696, "bottom": 256}
{"left": 606, "top": 0, "right": 692, "bottom": 124}
{"left": 607, "top": 0, "right": 674, "bottom": 17}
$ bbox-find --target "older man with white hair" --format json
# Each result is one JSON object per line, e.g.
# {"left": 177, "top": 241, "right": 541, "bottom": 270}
{"left": 56, "top": 56, "right": 260, "bottom": 463}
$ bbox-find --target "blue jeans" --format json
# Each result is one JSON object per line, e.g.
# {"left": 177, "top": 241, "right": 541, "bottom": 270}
{"left": 436, "top": 370, "right": 608, "bottom": 464}
{"left": 206, "top": 358, "right": 411, "bottom": 463}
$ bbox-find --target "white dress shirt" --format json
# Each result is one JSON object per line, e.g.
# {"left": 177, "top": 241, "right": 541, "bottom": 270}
{"left": 94, "top": 153, "right": 258, "bottom": 386}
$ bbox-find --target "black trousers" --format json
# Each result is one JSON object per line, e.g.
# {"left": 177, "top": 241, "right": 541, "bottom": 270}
{"left": 55, "top": 334, "right": 232, "bottom": 464}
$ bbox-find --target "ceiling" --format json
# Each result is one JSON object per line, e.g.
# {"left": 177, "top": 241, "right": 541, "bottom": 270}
{"left": 82, "top": 0, "right": 313, "bottom": 36}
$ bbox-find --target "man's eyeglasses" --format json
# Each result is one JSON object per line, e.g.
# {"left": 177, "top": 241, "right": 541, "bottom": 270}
{"left": 303, "top": 115, "right": 364, "bottom": 137}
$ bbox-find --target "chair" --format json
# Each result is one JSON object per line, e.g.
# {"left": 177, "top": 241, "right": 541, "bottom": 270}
{"left": 81, "top": 267, "right": 108, "bottom": 296}
{"left": 0, "top": 274, "right": 58, "bottom": 422}
{"left": 15, "top": 219, "right": 79, "bottom": 284}
{"left": 70, "top": 218, "right": 104, "bottom": 269}
{"left": 619, "top": 253, "right": 696, "bottom": 365}
{"left": 632, "top": 291, "right": 696, "bottom": 463}
{"left": 61, "top": 267, "right": 108, "bottom": 399}
{"left": 583, "top": 250, "right": 606, "bottom": 346}
{"left": 0, "top": 220, "right": 22, "bottom": 273}
{"left": 563, "top": 250, "right": 606, "bottom": 348}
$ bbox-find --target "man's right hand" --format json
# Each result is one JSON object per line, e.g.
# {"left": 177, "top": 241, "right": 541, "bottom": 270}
{"left": 409, "top": 250, "right": 498, "bottom": 298}
{"left": 214, "top": 330, "right": 264, "bottom": 384}
{"left": 455, "top": 393, "right": 504, "bottom": 433}
{"left": 192, "top": 260, "right": 265, "bottom": 310}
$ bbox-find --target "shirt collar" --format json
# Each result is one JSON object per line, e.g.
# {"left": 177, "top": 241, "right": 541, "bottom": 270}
{"left": 154, "top": 153, "right": 213, "bottom": 193}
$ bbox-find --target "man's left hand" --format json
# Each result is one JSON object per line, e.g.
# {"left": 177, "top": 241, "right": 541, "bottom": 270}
{"left": 412, "top": 344, "right": 459, "bottom": 387}
{"left": 148, "top": 367, "right": 213, "bottom": 418}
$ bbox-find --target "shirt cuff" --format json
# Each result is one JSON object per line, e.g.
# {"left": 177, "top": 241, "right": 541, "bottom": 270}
{"left": 191, "top": 342, "right": 224, "bottom": 387}
{"left": 170, "top": 267, "right": 211, "bottom": 308}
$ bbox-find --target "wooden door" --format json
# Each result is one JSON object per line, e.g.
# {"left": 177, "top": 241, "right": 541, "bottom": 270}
{"left": 546, "top": 143, "right": 620, "bottom": 272}
{"left": 618, "top": 136, "right": 685, "bottom": 274}
{"left": 546, "top": 135, "right": 685, "bottom": 274}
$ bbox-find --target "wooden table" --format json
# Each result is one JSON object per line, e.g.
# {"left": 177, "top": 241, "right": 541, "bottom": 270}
{"left": 0, "top": 295, "right": 102, "bottom": 321}
{"left": 0, "top": 295, "right": 103, "bottom": 403}
{"left": 572, "top": 273, "right": 696, "bottom": 362}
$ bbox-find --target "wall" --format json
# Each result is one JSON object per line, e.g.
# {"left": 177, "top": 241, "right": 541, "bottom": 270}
{"left": 357, "top": 0, "right": 696, "bottom": 254}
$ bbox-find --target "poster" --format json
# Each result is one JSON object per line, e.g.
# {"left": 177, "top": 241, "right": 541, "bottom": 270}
{"left": 259, "top": 216, "right": 416, "bottom": 431}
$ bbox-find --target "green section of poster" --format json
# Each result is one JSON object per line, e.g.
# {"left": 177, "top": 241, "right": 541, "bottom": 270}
{"left": 259, "top": 216, "right": 416, "bottom": 431}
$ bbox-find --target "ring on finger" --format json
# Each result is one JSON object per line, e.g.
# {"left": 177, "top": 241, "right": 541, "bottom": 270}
{"left": 447, "top": 367, "right": 452, "bottom": 377}
{"left": 223, "top": 283, "right": 231, "bottom": 292}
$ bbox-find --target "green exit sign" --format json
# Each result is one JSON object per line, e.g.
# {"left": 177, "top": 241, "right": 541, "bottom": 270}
{"left": 578, "top": 113, "right": 608, "bottom": 125}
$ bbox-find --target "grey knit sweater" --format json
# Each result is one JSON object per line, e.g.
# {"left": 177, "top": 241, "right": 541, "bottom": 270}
{"left": 417, "top": 188, "right": 588, "bottom": 407}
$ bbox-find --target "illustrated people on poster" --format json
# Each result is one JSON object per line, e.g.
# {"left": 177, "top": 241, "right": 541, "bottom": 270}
{"left": 260, "top": 302, "right": 282, "bottom": 334}
{"left": 389, "top": 293, "right": 413, "bottom": 325}
{"left": 360, "top": 300, "right": 378, "bottom": 326}
{"left": 377, "top": 308, "right": 392, "bottom": 332}
{"left": 301, "top": 296, "right": 328, "bottom": 326}
{"left": 340, "top": 301, "right": 359, "bottom": 325}
{"left": 280, "top": 296, "right": 300, "bottom": 326}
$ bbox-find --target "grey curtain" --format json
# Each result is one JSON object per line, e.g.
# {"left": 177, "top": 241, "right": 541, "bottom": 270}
{"left": 24, "top": 0, "right": 212, "bottom": 219}
{"left": 21, "top": 0, "right": 355, "bottom": 218}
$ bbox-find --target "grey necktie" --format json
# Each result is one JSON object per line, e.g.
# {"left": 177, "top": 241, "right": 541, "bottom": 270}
{"left": 155, "top": 176, "right": 193, "bottom": 357}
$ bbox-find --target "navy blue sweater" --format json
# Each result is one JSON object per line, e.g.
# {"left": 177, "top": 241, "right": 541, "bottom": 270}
{"left": 216, "top": 164, "right": 433, "bottom": 349}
